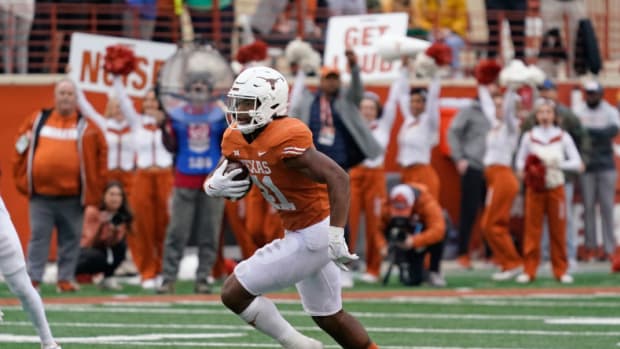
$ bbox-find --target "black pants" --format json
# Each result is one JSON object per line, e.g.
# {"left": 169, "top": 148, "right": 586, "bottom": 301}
{"left": 486, "top": 0, "right": 527, "bottom": 60}
{"left": 398, "top": 238, "right": 445, "bottom": 286}
{"left": 458, "top": 167, "right": 486, "bottom": 256}
{"left": 75, "top": 241, "right": 126, "bottom": 278}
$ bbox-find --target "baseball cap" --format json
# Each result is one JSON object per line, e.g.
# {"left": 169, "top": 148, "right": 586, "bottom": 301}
{"left": 583, "top": 80, "right": 603, "bottom": 93}
{"left": 320, "top": 66, "right": 340, "bottom": 78}
{"left": 389, "top": 184, "right": 416, "bottom": 217}
{"left": 539, "top": 78, "right": 556, "bottom": 90}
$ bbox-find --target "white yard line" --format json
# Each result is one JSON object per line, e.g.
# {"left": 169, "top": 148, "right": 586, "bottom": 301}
{"left": 545, "top": 318, "right": 620, "bottom": 325}
{"left": 3, "top": 321, "right": 620, "bottom": 337}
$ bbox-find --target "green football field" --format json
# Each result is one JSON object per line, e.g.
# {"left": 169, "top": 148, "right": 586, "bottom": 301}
{"left": 1, "top": 267, "right": 619, "bottom": 349}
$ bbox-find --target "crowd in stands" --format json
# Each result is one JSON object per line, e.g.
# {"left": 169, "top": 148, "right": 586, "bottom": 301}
{"left": 5, "top": 0, "right": 620, "bottom": 293}
{"left": 0, "top": 0, "right": 607, "bottom": 78}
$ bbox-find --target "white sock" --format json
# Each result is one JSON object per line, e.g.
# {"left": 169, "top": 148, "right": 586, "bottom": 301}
{"left": 5, "top": 268, "right": 55, "bottom": 346}
{"left": 239, "top": 296, "right": 307, "bottom": 345}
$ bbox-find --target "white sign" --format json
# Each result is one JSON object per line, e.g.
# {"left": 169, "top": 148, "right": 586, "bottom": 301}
{"left": 323, "top": 13, "right": 409, "bottom": 82}
{"left": 69, "top": 33, "right": 177, "bottom": 97}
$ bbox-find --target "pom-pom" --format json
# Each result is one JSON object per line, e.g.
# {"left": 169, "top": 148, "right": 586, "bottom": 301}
{"left": 235, "top": 40, "right": 268, "bottom": 64}
{"left": 103, "top": 44, "right": 136, "bottom": 76}
{"left": 425, "top": 41, "right": 452, "bottom": 66}
{"left": 524, "top": 154, "right": 546, "bottom": 192}
{"left": 474, "top": 59, "right": 502, "bottom": 85}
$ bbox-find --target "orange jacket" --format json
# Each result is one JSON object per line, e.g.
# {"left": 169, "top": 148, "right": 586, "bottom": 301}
{"left": 80, "top": 205, "right": 128, "bottom": 248}
{"left": 383, "top": 182, "right": 446, "bottom": 248}
{"left": 12, "top": 109, "right": 108, "bottom": 207}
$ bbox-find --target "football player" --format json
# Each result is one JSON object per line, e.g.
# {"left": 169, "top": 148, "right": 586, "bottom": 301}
{"left": 205, "top": 66, "right": 379, "bottom": 349}
{"left": 0, "top": 193, "right": 61, "bottom": 349}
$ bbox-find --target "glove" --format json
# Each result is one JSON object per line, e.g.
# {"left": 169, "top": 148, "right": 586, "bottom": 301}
{"left": 328, "top": 226, "right": 359, "bottom": 271}
{"left": 203, "top": 159, "right": 251, "bottom": 198}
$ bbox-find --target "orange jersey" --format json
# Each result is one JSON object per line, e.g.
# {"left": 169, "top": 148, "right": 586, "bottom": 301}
{"left": 221, "top": 117, "right": 330, "bottom": 231}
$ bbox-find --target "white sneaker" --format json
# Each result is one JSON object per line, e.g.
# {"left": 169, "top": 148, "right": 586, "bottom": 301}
{"left": 491, "top": 267, "right": 522, "bottom": 281}
{"left": 515, "top": 273, "right": 531, "bottom": 284}
{"left": 559, "top": 274, "right": 574, "bottom": 284}
{"left": 428, "top": 272, "right": 447, "bottom": 287}
{"left": 141, "top": 277, "right": 160, "bottom": 290}
{"left": 359, "top": 273, "right": 379, "bottom": 283}
{"left": 41, "top": 343, "right": 61, "bottom": 349}
{"left": 98, "top": 277, "right": 122, "bottom": 291}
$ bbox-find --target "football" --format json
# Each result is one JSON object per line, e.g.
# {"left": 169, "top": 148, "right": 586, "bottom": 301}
{"left": 225, "top": 160, "right": 250, "bottom": 181}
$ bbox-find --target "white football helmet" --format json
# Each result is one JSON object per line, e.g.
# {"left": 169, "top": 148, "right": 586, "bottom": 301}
{"left": 226, "top": 66, "right": 289, "bottom": 134}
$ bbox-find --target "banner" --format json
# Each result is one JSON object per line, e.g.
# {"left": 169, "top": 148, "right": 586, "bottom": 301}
{"left": 69, "top": 33, "right": 177, "bottom": 97}
{"left": 323, "top": 13, "right": 409, "bottom": 82}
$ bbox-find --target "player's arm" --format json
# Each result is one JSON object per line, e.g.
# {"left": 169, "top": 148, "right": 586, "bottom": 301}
{"left": 284, "top": 147, "right": 358, "bottom": 270}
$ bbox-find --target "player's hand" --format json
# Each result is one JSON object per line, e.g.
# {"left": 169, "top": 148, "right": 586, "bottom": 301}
{"left": 327, "top": 226, "right": 359, "bottom": 271}
{"left": 203, "top": 159, "right": 251, "bottom": 198}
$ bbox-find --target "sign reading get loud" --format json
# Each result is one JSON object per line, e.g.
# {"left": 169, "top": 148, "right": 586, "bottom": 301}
{"left": 323, "top": 13, "right": 409, "bottom": 82}
{"left": 68, "top": 33, "right": 176, "bottom": 97}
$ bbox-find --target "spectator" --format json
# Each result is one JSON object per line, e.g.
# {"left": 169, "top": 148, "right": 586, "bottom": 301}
{"left": 349, "top": 64, "right": 407, "bottom": 282}
{"left": 157, "top": 71, "right": 227, "bottom": 294}
{"left": 0, "top": 185, "right": 62, "bottom": 349}
{"left": 289, "top": 50, "right": 382, "bottom": 172}
{"left": 184, "top": 0, "right": 235, "bottom": 55}
{"left": 75, "top": 181, "right": 131, "bottom": 291}
{"left": 538, "top": 0, "right": 586, "bottom": 77}
{"left": 0, "top": 0, "right": 34, "bottom": 73}
{"left": 514, "top": 98, "right": 583, "bottom": 283}
{"left": 113, "top": 77, "right": 173, "bottom": 290}
{"left": 521, "top": 78, "right": 590, "bottom": 270}
{"left": 412, "top": 0, "right": 467, "bottom": 74}
{"left": 485, "top": 0, "right": 527, "bottom": 61}
{"left": 123, "top": 0, "right": 157, "bottom": 40}
{"left": 327, "top": 0, "right": 366, "bottom": 15}
{"left": 74, "top": 77, "right": 135, "bottom": 197}
{"left": 12, "top": 78, "right": 108, "bottom": 292}
{"left": 479, "top": 85, "right": 522, "bottom": 280}
{"left": 447, "top": 84, "right": 494, "bottom": 269}
{"left": 386, "top": 183, "right": 446, "bottom": 287}
{"left": 573, "top": 81, "right": 620, "bottom": 262}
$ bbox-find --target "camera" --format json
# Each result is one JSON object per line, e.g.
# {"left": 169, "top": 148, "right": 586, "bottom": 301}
{"left": 110, "top": 212, "right": 131, "bottom": 227}
{"left": 385, "top": 217, "right": 413, "bottom": 244}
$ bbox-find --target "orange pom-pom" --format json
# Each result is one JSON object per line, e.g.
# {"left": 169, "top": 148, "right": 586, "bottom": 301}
{"left": 103, "top": 44, "right": 136, "bottom": 76}
{"left": 425, "top": 41, "right": 452, "bottom": 66}
{"left": 524, "top": 154, "right": 546, "bottom": 192}
{"left": 474, "top": 59, "right": 502, "bottom": 85}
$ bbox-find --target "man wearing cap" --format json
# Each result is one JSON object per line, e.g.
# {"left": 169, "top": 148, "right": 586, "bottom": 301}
{"left": 521, "top": 78, "right": 591, "bottom": 270}
{"left": 385, "top": 183, "right": 446, "bottom": 286}
{"left": 289, "top": 50, "right": 382, "bottom": 171}
{"left": 573, "top": 81, "right": 620, "bottom": 262}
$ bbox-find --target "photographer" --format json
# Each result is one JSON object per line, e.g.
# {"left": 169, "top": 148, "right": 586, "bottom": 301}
{"left": 75, "top": 181, "right": 132, "bottom": 290}
{"left": 385, "top": 183, "right": 446, "bottom": 287}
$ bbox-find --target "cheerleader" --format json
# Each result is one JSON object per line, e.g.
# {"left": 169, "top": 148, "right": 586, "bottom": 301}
{"left": 396, "top": 61, "right": 442, "bottom": 200}
{"left": 514, "top": 98, "right": 583, "bottom": 283}
{"left": 113, "top": 77, "right": 174, "bottom": 289}
{"left": 75, "top": 81, "right": 135, "bottom": 196}
{"left": 479, "top": 85, "right": 522, "bottom": 280}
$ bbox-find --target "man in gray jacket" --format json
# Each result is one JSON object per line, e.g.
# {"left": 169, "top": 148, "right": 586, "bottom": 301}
{"left": 574, "top": 81, "right": 620, "bottom": 261}
{"left": 447, "top": 97, "right": 492, "bottom": 268}
{"left": 289, "top": 50, "right": 382, "bottom": 171}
